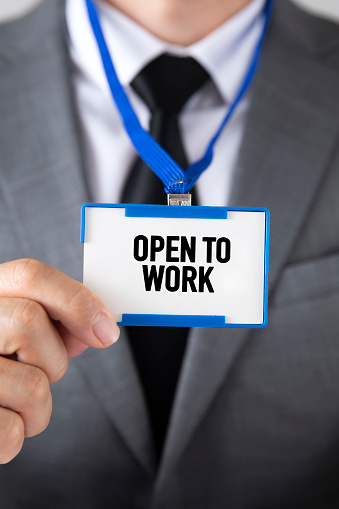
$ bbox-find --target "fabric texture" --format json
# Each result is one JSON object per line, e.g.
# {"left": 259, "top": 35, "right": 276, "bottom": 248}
{"left": 1, "top": 1, "right": 339, "bottom": 508}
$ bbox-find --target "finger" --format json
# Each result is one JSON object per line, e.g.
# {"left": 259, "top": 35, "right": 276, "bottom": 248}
{"left": 0, "top": 357, "right": 52, "bottom": 438}
{"left": 0, "top": 298, "right": 68, "bottom": 383}
{"left": 0, "top": 407, "right": 24, "bottom": 464}
{"left": 54, "top": 321, "right": 89, "bottom": 359}
{"left": 0, "top": 259, "right": 120, "bottom": 352}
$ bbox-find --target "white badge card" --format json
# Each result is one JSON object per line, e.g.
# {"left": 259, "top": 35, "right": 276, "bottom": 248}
{"left": 81, "top": 204, "right": 269, "bottom": 328}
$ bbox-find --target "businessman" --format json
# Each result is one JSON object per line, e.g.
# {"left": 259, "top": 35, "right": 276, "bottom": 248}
{"left": 1, "top": 0, "right": 339, "bottom": 507}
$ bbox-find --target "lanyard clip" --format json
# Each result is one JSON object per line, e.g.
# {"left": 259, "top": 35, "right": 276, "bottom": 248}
{"left": 167, "top": 193, "right": 192, "bottom": 206}
{"left": 167, "top": 179, "right": 191, "bottom": 206}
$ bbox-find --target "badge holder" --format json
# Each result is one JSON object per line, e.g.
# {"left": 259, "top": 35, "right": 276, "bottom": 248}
{"left": 81, "top": 203, "right": 269, "bottom": 328}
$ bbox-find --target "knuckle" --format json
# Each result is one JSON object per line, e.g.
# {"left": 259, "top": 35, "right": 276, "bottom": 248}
{"left": 68, "top": 284, "right": 95, "bottom": 319}
{"left": 23, "top": 366, "right": 50, "bottom": 407}
{"left": 0, "top": 414, "right": 24, "bottom": 464}
{"left": 26, "top": 401, "right": 53, "bottom": 438}
{"left": 0, "top": 300, "right": 46, "bottom": 356}
{"left": 7, "top": 258, "right": 44, "bottom": 292}
{"left": 4, "top": 414, "right": 24, "bottom": 448}
{"left": 23, "top": 393, "right": 52, "bottom": 439}
{"left": 37, "top": 406, "right": 52, "bottom": 435}
{"left": 11, "top": 299, "right": 46, "bottom": 331}
{"left": 52, "top": 356, "right": 69, "bottom": 384}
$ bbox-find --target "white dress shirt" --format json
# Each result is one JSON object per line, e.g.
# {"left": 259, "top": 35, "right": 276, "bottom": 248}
{"left": 66, "top": 0, "right": 265, "bottom": 206}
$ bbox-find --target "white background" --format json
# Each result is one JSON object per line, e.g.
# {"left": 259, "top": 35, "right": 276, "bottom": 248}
{"left": 0, "top": 0, "right": 339, "bottom": 23}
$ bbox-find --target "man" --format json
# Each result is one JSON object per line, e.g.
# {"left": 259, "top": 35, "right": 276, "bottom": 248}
{"left": 1, "top": 0, "right": 339, "bottom": 507}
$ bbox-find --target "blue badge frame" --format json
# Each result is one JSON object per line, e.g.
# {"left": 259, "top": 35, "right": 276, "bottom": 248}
{"left": 81, "top": 204, "right": 270, "bottom": 328}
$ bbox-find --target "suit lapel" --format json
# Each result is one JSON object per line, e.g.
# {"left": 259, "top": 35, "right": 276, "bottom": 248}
{"left": 156, "top": 0, "right": 339, "bottom": 487}
{"left": 75, "top": 329, "right": 157, "bottom": 475}
{"left": 0, "top": 0, "right": 87, "bottom": 281}
{"left": 0, "top": 0, "right": 156, "bottom": 476}
{"left": 228, "top": 12, "right": 339, "bottom": 291}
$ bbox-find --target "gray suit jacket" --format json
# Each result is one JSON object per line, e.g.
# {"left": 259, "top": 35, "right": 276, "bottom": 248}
{"left": 1, "top": 1, "right": 339, "bottom": 507}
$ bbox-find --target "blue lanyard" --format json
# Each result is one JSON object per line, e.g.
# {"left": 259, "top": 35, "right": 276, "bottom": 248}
{"left": 85, "top": 0, "right": 274, "bottom": 196}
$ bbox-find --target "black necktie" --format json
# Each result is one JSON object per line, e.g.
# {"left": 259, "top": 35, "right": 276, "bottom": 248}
{"left": 121, "top": 54, "right": 210, "bottom": 460}
{"left": 122, "top": 53, "right": 209, "bottom": 205}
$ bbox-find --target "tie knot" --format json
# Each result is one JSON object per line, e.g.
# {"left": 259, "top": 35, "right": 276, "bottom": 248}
{"left": 131, "top": 53, "right": 210, "bottom": 113}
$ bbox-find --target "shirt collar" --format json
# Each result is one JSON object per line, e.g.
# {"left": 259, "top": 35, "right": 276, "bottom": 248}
{"left": 66, "top": 0, "right": 266, "bottom": 105}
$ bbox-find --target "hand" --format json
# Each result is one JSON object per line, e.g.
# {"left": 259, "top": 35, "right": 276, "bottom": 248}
{"left": 0, "top": 258, "right": 120, "bottom": 463}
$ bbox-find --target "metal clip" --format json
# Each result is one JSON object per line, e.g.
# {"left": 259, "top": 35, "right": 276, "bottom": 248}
{"left": 167, "top": 194, "right": 192, "bottom": 206}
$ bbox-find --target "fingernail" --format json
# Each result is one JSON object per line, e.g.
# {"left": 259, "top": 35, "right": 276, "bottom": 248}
{"left": 92, "top": 313, "right": 120, "bottom": 346}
